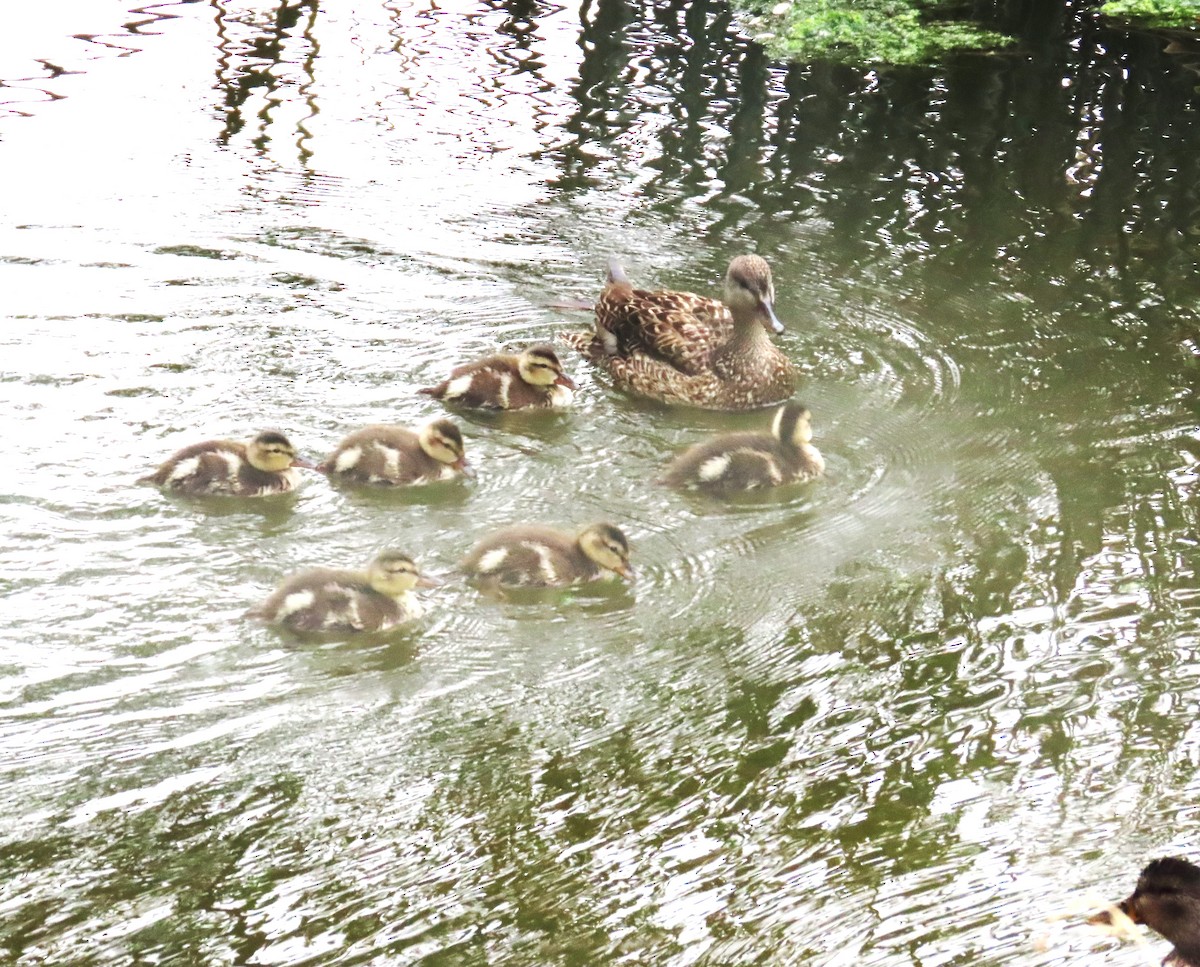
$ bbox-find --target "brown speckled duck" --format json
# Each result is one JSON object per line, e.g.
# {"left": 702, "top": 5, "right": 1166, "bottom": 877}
{"left": 245, "top": 550, "right": 439, "bottom": 633}
{"left": 419, "top": 344, "right": 576, "bottom": 409}
{"left": 660, "top": 401, "right": 824, "bottom": 494}
{"left": 559, "top": 255, "right": 796, "bottom": 410}
{"left": 462, "top": 522, "right": 634, "bottom": 588}
{"left": 1091, "top": 858, "right": 1200, "bottom": 967}
{"left": 318, "top": 419, "right": 471, "bottom": 486}
{"left": 140, "top": 430, "right": 310, "bottom": 496}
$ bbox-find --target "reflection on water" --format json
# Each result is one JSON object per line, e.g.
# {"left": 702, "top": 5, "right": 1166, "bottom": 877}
{"left": 1, "top": 0, "right": 1199, "bottom": 964}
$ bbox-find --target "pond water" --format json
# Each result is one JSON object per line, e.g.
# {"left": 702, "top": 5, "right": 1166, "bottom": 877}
{"left": 2, "top": 0, "right": 1199, "bottom": 963}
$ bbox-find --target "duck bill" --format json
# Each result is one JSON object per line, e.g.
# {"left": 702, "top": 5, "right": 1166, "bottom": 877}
{"left": 555, "top": 372, "right": 578, "bottom": 390}
{"left": 761, "top": 302, "right": 784, "bottom": 335}
{"left": 456, "top": 458, "right": 476, "bottom": 479}
{"left": 416, "top": 573, "right": 443, "bottom": 589}
{"left": 1087, "top": 897, "right": 1140, "bottom": 927}
{"left": 290, "top": 456, "right": 318, "bottom": 470}
{"left": 614, "top": 563, "right": 636, "bottom": 582}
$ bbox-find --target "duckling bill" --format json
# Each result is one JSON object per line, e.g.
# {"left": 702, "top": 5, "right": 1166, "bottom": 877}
{"left": 661, "top": 401, "right": 824, "bottom": 494}
{"left": 419, "top": 344, "right": 576, "bottom": 410}
{"left": 462, "top": 522, "right": 634, "bottom": 589}
{"left": 140, "top": 430, "right": 310, "bottom": 497}
{"left": 246, "top": 550, "right": 438, "bottom": 634}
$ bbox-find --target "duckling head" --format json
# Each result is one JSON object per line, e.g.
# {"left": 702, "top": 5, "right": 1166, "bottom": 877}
{"left": 1105, "top": 857, "right": 1200, "bottom": 956}
{"left": 578, "top": 523, "right": 635, "bottom": 581}
{"left": 517, "top": 344, "right": 577, "bottom": 390}
{"left": 771, "top": 401, "right": 814, "bottom": 450}
{"left": 246, "top": 431, "right": 309, "bottom": 473}
{"left": 367, "top": 550, "right": 441, "bottom": 597}
{"left": 724, "top": 254, "right": 783, "bottom": 334}
{"left": 418, "top": 419, "right": 473, "bottom": 476}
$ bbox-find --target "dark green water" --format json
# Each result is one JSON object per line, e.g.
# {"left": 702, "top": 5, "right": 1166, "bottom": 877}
{"left": 1, "top": 0, "right": 1198, "bottom": 963}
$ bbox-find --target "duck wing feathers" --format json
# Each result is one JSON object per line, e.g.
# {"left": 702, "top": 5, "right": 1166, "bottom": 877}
{"left": 593, "top": 284, "right": 733, "bottom": 376}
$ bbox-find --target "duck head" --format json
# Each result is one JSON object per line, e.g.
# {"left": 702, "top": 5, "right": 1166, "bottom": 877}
{"left": 771, "top": 401, "right": 815, "bottom": 450}
{"left": 723, "top": 254, "right": 783, "bottom": 334}
{"left": 417, "top": 419, "right": 473, "bottom": 477}
{"left": 578, "top": 523, "right": 635, "bottom": 581}
{"left": 246, "top": 431, "right": 312, "bottom": 472}
{"left": 1091, "top": 857, "right": 1200, "bottom": 965}
{"left": 518, "top": 344, "right": 577, "bottom": 390}
{"left": 367, "top": 550, "right": 441, "bottom": 597}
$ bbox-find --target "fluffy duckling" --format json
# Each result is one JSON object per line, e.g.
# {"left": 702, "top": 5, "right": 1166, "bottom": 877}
{"left": 140, "top": 430, "right": 309, "bottom": 496}
{"left": 1091, "top": 857, "right": 1200, "bottom": 966}
{"left": 318, "top": 418, "right": 471, "bottom": 486}
{"left": 246, "top": 550, "right": 439, "bottom": 633}
{"left": 462, "top": 522, "right": 634, "bottom": 588}
{"left": 660, "top": 401, "right": 824, "bottom": 494}
{"left": 419, "top": 344, "right": 576, "bottom": 409}
{"left": 560, "top": 255, "right": 796, "bottom": 410}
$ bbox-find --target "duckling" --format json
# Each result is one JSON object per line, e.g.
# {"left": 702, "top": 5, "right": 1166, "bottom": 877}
{"left": 462, "top": 522, "right": 634, "bottom": 588}
{"left": 140, "top": 430, "right": 309, "bottom": 496}
{"left": 660, "top": 401, "right": 824, "bottom": 494}
{"left": 559, "top": 255, "right": 796, "bottom": 410}
{"left": 318, "top": 418, "right": 471, "bottom": 486}
{"left": 245, "top": 550, "right": 439, "bottom": 633}
{"left": 1091, "top": 857, "right": 1200, "bottom": 967}
{"left": 419, "top": 344, "right": 576, "bottom": 409}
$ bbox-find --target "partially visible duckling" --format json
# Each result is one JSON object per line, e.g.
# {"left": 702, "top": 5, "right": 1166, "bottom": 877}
{"left": 660, "top": 401, "right": 824, "bottom": 494}
{"left": 245, "top": 550, "right": 439, "bottom": 633}
{"left": 318, "top": 418, "right": 471, "bottom": 486}
{"left": 1090, "top": 857, "right": 1200, "bottom": 967}
{"left": 419, "top": 343, "right": 576, "bottom": 410}
{"left": 140, "top": 430, "right": 310, "bottom": 496}
{"left": 462, "top": 522, "right": 634, "bottom": 588}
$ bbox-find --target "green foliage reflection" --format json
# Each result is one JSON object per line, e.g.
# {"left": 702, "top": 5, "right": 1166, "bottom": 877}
{"left": 740, "top": 0, "right": 1014, "bottom": 65}
{"left": 1100, "top": 0, "right": 1200, "bottom": 26}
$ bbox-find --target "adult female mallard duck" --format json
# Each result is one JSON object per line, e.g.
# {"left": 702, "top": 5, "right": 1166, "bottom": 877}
{"left": 1091, "top": 857, "right": 1200, "bottom": 967}
{"left": 245, "top": 550, "right": 439, "bottom": 633}
{"left": 140, "top": 430, "right": 310, "bottom": 496}
{"left": 559, "top": 254, "right": 796, "bottom": 410}
{"left": 318, "top": 418, "right": 471, "bottom": 486}
{"left": 462, "top": 522, "right": 634, "bottom": 588}
{"left": 660, "top": 400, "right": 824, "bottom": 494}
{"left": 419, "top": 343, "right": 576, "bottom": 409}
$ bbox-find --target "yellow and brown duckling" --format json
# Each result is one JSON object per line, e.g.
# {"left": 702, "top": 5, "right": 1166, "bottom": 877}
{"left": 462, "top": 522, "right": 634, "bottom": 589}
{"left": 140, "top": 430, "right": 310, "bottom": 496}
{"left": 560, "top": 254, "right": 796, "bottom": 410}
{"left": 418, "top": 343, "right": 576, "bottom": 410}
{"left": 245, "top": 550, "right": 439, "bottom": 634}
{"left": 660, "top": 401, "right": 824, "bottom": 494}
{"left": 1091, "top": 857, "right": 1200, "bottom": 967}
{"left": 317, "top": 418, "right": 471, "bottom": 486}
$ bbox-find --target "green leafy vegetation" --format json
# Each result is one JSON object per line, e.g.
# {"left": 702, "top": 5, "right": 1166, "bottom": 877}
{"left": 739, "top": 0, "right": 1014, "bottom": 65}
{"left": 1099, "top": 0, "right": 1200, "bottom": 26}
